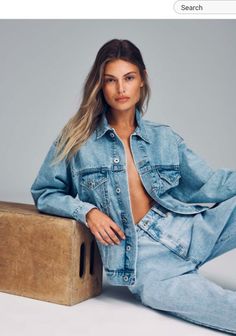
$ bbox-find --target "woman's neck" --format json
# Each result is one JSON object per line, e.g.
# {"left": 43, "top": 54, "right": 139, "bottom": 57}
{"left": 105, "top": 108, "right": 137, "bottom": 129}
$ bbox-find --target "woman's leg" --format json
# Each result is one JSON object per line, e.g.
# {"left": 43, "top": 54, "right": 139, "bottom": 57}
{"left": 157, "top": 195, "right": 236, "bottom": 269}
{"left": 136, "top": 267, "right": 236, "bottom": 335}
{"left": 197, "top": 197, "right": 236, "bottom": 266}
{"left": 128, "top": 199, "right": 236, "bottom": 334}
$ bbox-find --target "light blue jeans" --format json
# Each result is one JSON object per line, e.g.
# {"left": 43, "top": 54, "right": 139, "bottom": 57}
{"left": 127, "top": 196, "right": 236, "bottom": 334}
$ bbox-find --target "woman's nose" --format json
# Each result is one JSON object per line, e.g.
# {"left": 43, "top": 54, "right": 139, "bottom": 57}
{"left": 117, "top": 80, "right": 125, "bottom": 93}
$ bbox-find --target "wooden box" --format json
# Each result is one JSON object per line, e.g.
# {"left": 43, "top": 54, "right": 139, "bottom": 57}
{"left": 0, "top": 201, "right": 103, "bottom": 305}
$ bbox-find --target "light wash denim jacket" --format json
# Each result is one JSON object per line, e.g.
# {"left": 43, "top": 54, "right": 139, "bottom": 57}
{"left": 31, "top": 107, "right": 236, "bottom": 286}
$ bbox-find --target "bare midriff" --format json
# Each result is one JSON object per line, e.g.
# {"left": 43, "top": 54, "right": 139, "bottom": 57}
{"left": 118, "top": 132, "right": 155, "bottom": 225}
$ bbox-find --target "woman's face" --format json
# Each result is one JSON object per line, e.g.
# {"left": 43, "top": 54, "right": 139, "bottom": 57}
{"left": 102, "top": 59, "right": 144, "bottom": 113}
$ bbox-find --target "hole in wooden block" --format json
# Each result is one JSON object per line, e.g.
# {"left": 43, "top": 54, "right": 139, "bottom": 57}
{"left": 90, "top": 239, "right": 95, "bottom": 275}
{"left": 79, "top": 242, "right": 85, "bottom": 277}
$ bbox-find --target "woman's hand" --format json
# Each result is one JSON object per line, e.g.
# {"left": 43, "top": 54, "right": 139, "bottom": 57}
{"left": 86, "top": 208, "right": 126, "bottom": 246}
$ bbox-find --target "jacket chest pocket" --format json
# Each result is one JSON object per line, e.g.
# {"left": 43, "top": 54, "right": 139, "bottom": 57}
{"left": 80, "top": 171, "right": 108, "bottom": 190}
{"left": 154, "top": 166, "right": 181, "bottom": 195}
{"left": 79, "top": 168, "right": 110, "bottom": 213}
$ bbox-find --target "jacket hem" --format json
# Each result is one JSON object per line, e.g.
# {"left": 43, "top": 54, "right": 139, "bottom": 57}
{"left": 104, "top": 268, "right": 136, "bottom": 286}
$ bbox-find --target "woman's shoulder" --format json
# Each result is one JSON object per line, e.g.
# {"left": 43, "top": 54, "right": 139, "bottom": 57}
{"left": 143, "top": 119, "right": 184, "bottom": 143}
{"left": 143, "top": 118, "right": 170, "bottom": 128}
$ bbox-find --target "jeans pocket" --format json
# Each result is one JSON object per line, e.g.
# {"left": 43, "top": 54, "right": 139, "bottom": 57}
{"left": 146, "top": 219, "right": 192, "bottom": 260}
{"left": 159, "top": 234, "right": 190, "bottom": 260}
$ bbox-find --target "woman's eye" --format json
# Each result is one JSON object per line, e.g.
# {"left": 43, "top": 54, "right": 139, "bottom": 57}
{"left": 125, "top": 76, "right": 135, "bottom": 81}
{"left": 104, "top": 78, "right": 115, "bottom": 83}
{"left": 104, "top": 76, "right": 135, "bottom": 84}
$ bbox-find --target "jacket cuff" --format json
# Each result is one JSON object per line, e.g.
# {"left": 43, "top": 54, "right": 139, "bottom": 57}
{"left": 72, "top": 201, "right": 97, "bottom": 228}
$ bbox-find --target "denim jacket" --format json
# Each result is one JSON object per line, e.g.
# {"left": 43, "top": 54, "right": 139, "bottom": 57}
{"left": 31, "top": 107, "right": 236, "bottom": 286}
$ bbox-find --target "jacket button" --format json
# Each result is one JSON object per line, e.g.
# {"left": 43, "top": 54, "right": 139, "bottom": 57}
{"left": 114, "top": 157, "right": 119, "bottom": 163}
{"left": 126, "top": 245, "right": 131, "bottom": 251}
{"left": 116, "top": 188, "right": 121, "bottom": 193}
{"left": 110, "top": 132, "right": 115, "bottom": 138}
{"left": 123, "top": 275, "right": 129, "bottom": 281}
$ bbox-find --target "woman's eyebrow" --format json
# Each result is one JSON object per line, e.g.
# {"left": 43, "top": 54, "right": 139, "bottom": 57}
{"left": 104, "top": 71, "right": 137, "bottom": 77}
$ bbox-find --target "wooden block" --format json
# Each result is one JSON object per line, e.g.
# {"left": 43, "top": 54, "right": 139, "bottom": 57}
{"left": 0, "top": 201, "right": 103, "bottom": 305}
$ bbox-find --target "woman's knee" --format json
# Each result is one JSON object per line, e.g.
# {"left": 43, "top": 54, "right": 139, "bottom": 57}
{"left": 140, "top": 270, "right": 199, "bottom": 311}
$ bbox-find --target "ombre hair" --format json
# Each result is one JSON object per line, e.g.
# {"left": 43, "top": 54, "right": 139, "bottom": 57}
{"left": 51, "top": 39, "right": 151, "bottom": 166}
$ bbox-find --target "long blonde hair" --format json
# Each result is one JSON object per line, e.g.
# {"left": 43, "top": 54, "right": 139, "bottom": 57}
{"left": 51, "top": 39, "right": 151, "bottom": 166}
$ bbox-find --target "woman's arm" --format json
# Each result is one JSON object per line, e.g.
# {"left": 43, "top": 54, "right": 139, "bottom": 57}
{"left": 169, "top": 130, "right": 236, "bottom": 203}
{"left": 30, "top": 140, "right": 97, "bottom": 227}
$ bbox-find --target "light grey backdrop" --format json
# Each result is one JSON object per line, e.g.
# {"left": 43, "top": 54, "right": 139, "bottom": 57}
{"left": 0, "top": 20, "right": 235, "bottom": 289}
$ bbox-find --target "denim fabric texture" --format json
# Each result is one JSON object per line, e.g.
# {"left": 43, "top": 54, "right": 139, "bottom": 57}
{"left": 127, "top": 198, "right": 236, "bottom": 334}
{"left": 31, "top": 107, "right": 236, "bottom": 288}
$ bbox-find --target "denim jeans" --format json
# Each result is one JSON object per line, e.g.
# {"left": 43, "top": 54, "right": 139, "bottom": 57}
{"left": 127, "top": 196, "right": 236, "bottom": 334}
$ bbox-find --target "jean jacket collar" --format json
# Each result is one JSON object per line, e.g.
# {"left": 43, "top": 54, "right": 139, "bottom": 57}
{"left": 96, "top": 106, "right": 151, "bottom": 143}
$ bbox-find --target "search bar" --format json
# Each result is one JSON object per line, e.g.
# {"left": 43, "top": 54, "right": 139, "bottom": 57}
{"left": 174, "top": 1, "right": 236, "bottom": 14}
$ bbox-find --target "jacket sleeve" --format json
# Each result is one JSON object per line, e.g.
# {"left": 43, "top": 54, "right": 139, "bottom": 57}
{"left": 169, "top": 129, "right": 236, "bottom": 203}
{"left": 30, "top": 140, "right": 97, "bottom": 227}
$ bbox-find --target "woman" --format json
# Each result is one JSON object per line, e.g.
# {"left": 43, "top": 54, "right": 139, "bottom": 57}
{"left": 31, "top": 39, "right": 236, "bottom": 334}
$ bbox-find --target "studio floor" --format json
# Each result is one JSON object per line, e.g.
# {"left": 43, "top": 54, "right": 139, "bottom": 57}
{"left": 0, "top": 253, "right": 235, "bottom": 336}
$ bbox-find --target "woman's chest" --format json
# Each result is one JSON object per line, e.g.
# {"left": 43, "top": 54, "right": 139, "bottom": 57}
{"left": 71, "top": 133, "right": 181, "bottom": 202}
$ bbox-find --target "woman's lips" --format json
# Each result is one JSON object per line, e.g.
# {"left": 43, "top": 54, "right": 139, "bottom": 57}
{"left": 115, "top": 97, "right": 130, "bottom": 102}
